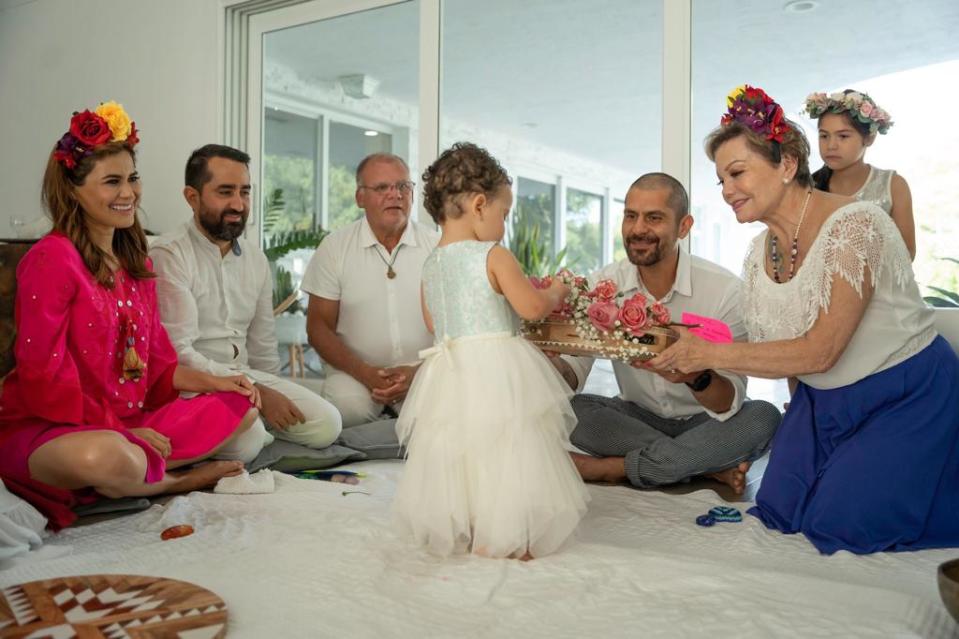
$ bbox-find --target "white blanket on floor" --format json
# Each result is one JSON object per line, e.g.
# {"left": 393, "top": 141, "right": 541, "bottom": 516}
{"left": 1, "top": 460, "right": 955, "bottom": 638}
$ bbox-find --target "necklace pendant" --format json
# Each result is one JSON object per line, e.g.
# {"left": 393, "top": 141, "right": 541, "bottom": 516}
{"left": 387, "top": 266, "right": 396, "bottom": 279}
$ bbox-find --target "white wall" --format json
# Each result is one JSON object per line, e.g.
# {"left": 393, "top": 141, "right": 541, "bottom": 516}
{"left": 0, "top": 0, "right": 224, "bottom": 236}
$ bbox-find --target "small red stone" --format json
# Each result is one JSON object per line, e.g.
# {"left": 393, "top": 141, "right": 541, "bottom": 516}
{"left": 160, "top": 524, "right": 194, "bottom": 540}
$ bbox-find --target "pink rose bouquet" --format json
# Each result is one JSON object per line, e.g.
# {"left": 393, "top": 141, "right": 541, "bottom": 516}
{"left": 523, "top": 271, "right": 675, "bottom": 361}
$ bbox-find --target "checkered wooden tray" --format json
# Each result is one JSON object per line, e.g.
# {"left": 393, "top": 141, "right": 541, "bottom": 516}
{"left": 0, "top": 574, "right": 226, "bottom": 638}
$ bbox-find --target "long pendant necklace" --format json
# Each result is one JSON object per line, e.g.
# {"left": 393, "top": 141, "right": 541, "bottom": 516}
{"left": 113, "top": 273, "right": 147, "bottom": 381}
{"left": 374, "top": 244, "right": 403, "bottom": 279}
{"left": 769, "top": 189, "right": 812, "bottom": 283}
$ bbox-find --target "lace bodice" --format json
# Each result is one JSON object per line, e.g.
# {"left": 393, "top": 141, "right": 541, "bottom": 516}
{"left": 422, "top": 241, "right": 516, "bottom": 340}
{"left": 853, "top": 166, "right": 894, "bottom": 215}
{"left": 742, "top": 201, "right": 935, "bottom": 389}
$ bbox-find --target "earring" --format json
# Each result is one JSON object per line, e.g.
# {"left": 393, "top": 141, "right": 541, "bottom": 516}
{"left": 782, "top": 178, "right": 790, "bottom": 185}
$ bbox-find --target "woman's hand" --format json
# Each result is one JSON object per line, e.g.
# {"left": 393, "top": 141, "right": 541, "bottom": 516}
{"left": 646, "top": 327, "right": 715, "bottom": 375}
{"left": 209, "top": 374, "right": 261, "bottom": 408}
{"left": 129, "top": 428, "right": 172, "bottom": 458}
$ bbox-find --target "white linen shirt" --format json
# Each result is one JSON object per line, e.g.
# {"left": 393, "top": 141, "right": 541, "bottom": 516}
{"left": 300, "top": 217, "right": 439, "bottom": 368}
{"left": 150, "top": 220, "right": 281, "bottom": 377}
{"left": 564, "top": 248, "right": 747, "bottom": 422}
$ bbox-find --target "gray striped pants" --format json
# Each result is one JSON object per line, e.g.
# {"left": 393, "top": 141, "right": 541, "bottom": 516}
{"left": 570, "top": 394, "right": 782, "bottom": 488}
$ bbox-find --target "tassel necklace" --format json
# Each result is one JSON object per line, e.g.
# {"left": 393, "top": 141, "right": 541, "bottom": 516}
{"left": 769, "top": 189, "right": 812, "bottom": 283}
{"left": 112, "top": 273, "right": 147, "bottom": 381}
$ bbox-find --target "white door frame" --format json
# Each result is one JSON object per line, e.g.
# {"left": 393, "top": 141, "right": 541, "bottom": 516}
{"left": 228, "top": 0, "right": 690, "bottom": 249}
{"left": 241, "top": 0, "right": 440, "bottom": 242}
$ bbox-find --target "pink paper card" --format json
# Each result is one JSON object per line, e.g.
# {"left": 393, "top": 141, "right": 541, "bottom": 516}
{"left": 681, "top": 312, "right": 733, "bottom": 344}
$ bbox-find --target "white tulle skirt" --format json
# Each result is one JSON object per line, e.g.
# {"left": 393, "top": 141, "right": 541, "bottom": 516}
{"left": 393, "top": 332, "right": 590, "bottom": 558}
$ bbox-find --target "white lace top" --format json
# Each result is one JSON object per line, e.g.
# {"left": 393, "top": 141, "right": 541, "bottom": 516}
{"left": 853, "top": 166, "right": 895, "bottom": 215}
{"left": 742, "top": 201, "right": 936, "bottom": 389}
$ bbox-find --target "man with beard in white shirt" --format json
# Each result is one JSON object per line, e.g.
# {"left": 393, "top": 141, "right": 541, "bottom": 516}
{"left": 553, "top": 173, "right": 781, "bottom": 494}
{"left": 151, "top": 145, "right": 342, "bottom": 452}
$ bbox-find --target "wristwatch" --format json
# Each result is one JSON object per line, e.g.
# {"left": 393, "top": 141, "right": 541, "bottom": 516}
{"left": 685, "top": 370, "right": 713, "bottom": 392}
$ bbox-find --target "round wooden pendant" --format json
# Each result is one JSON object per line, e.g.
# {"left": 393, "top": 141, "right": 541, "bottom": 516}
{"left": 0, "top": 574, "right": 227, "bottom": 638}
{"left": 387, "top": 267, "right": 397, "bottom": 279}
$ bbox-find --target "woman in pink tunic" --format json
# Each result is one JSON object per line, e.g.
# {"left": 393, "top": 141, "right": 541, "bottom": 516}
{"left": 0, "top": 102, "right": 263, "bottom": 529}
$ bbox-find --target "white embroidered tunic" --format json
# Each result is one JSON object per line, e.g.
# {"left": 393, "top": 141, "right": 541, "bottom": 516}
{"left": 742, "top": 202, "right": 936, "bottom": 389}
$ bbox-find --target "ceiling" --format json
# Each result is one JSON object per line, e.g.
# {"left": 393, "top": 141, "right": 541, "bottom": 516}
{"left": 264, "top": 0, "right": 959, "bottom": 174}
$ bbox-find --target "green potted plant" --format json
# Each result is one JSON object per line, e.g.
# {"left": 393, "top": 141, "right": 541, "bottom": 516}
{"left": 262, "top": 188, "right": 329, "bottom": 360}
{"left": 510, "top": 223, "right": 566, "bottom": 277}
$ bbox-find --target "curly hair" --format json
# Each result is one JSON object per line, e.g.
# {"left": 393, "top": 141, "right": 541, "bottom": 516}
{"left": 41, "top": 142, "right": 154, "bottom": 287}
{"left": 421, "top": 142, "right": 512, "bottom": 224}
{"left": 705, "top": 117, "right": 813, "bottom": 189}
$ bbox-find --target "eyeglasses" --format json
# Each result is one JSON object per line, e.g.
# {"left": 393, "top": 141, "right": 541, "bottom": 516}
{"left": 358, "top": 181, "right": 415, "bottom": 195}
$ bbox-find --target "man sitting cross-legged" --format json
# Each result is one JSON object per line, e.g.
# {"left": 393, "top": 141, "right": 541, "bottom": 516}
{"left": 551, "top": 173, "right": 782, "bottom": 494}
{"left": 151, "top": 144, "right": 342, "bottom": 451}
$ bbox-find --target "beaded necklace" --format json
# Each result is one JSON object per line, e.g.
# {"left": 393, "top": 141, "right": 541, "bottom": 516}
{"left": 769, "top": 190, "right": 812, "bottom": 283}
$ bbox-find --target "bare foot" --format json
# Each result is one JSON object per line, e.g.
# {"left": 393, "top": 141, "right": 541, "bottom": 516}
{"left": 570, "top": 453, "right": 627, "bottom": 483}
{"left": 513, "top": 551, "right": 534, "bottom": 562}
{"left": 168, "top": 461, "right": 244, "bottom": 494}
{"left": 705, "top": 461, "right": 751, "bottom": 495}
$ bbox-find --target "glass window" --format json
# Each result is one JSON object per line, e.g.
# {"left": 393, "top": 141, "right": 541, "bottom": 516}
{"left": 263, "top": 110, "right": 317, "bottom": 243}
{"left": 441, "top": 0, "right": 662, "bottom": 271}
{"left": 262, "top": 1, "right": 419, "bottom": 245}
{"left": 565, "top": 188, "right": 603, "bottom": 272}
{"left": 612, "top": 198, "right": 627, "bottom": 263}
{"left": 690, "top": 0, "right": 959, "bottom": 294}
{"left": 328, "top": 121, "right": 393, "bottom": 231}
{"left": 509, "top": 177, "right": 558, "bottom": 275}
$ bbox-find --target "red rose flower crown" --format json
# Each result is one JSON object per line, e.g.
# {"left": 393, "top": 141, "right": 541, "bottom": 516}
{"left": 54, "top": 100, "right": 139, "bottom": 170}
{"left": 720, "top": 85, "right": 790, "bottom": 143}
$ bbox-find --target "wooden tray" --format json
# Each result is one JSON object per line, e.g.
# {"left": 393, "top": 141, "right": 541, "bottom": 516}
{"left": 0, "top": 574, "right": 227, "bottom": 638}
{"left": 522, "top": 319, "right": 678, "bottom": 362}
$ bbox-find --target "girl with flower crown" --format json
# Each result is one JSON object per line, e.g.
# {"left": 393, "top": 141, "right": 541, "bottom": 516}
{"left": 0, "top": 102, "right": 267, "bottom": 529}
{"left": 804, "top": 89, "right": 915, "bottom": 259}
{"left": 651, "top": 86, "right": 959, "bottom": 555}
{"left": 392, "top": 142, "right": 589, "bottom": 560}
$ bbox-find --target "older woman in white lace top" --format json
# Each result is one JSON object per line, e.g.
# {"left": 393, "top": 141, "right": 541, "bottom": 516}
{"left": 651, "top": 86, "right": 959, "bottom": 555}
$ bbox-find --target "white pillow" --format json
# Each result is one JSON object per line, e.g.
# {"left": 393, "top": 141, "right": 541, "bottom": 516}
{"left": 0, "top": 479, "right": 47, "bottom": 560}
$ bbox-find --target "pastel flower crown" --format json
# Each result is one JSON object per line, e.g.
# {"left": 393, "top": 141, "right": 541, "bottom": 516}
{"left": 720, "top": 85, "right": 790, "bottom": 143}
{"left": 802, "top": 90, "right": 893, "bottom": 135}
{"left": 54, "top": 101, "right": 139, "bottom": 170}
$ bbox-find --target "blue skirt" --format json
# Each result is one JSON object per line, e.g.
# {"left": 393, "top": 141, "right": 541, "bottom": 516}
{"left": 749, "top": 335, "right": 959, "bottom": 554}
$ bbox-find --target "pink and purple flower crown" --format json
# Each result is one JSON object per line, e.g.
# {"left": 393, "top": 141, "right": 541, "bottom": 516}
{"left": 803, "top": 90, "right": 893, "bottom": 135}
{"left": 54, "top": 101, "right": 139, "bottom": 170}
{"left": 720, "top": 85, "right": 790, "bottom": 143}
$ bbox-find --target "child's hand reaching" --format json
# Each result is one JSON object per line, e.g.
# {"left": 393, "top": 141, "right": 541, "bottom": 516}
{"left": 549, "top": 277, "right": 570, "bottom": 299}
{"left": 546, "top": 278, "right": 570, "bottom": 313}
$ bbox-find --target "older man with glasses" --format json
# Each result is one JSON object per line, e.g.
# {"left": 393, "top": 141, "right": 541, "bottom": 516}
{"left": 302, "top": 153, "right": 439, "bottom": 427}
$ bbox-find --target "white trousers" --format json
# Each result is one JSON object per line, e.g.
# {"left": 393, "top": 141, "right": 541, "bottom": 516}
{"left": 321, "top": 369, "right": 400, "bottom": 428}
{"left": 245, "top": 370, "right": 343, "bottom": 448}
{"left": 214, "top": 413, "right": 271, "bottom": 464}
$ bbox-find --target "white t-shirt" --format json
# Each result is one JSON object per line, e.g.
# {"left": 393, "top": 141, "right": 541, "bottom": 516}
{"left": 741, "top": 201, "right": 936, "bottom": 389}
{"left": 300, "top": 217, "right": 439, "bottom": 369}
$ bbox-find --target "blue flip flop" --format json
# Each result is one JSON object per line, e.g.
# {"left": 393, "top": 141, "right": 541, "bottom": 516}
{"left": 707, "top": 506, "right": 743, "bottom": 522}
